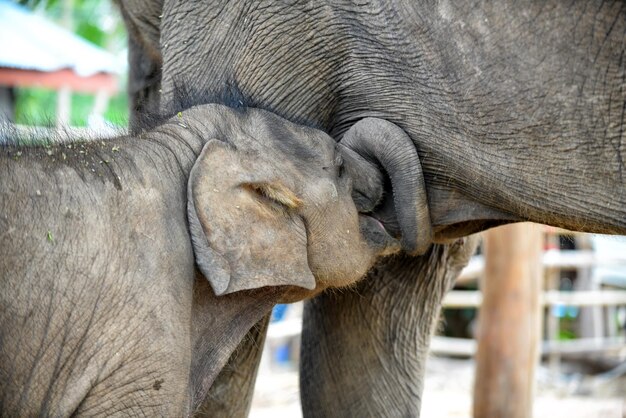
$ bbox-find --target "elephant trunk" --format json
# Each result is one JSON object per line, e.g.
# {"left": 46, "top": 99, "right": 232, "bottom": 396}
{"left": 338, "top": 118, "right": 432, "bottom": 255}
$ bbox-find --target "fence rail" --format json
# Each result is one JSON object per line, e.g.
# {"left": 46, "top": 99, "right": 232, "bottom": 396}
{"left": 430, "top": 336, "right": 626, "bottom": 357}
{"left": 443, "top": 290, "right": 626, "bottom": 308}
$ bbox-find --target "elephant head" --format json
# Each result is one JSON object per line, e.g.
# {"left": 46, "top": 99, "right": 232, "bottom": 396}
{"left": 181, "top": 105, "right": 433, "bottom": 406}
{"left": 181, "top": 105, "right": 419, "bottom": 301}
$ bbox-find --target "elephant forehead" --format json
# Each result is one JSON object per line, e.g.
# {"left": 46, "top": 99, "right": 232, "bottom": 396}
{"left": 243, "top": 109, "right": 336, "bottom": 163}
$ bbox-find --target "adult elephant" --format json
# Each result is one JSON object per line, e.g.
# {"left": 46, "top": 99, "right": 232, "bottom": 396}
{"left": 119, "top": 0, "right": 626, "bottom": 416}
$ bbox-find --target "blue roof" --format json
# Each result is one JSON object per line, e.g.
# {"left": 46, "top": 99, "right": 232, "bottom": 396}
{"left": 0, "top": 0, "right": 121, "bottom": 76}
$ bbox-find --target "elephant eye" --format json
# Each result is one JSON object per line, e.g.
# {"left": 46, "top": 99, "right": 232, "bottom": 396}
{"left": 243, "top": 182, "right": 302, "bottom": 210}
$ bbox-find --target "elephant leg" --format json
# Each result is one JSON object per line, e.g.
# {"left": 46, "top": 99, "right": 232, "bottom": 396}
{"left": 300, "top": 237, "right": 477, "bottom": 417}
{"left": 126, "top": 34, "right": 162, "bottom": 128}
{"left": 193, "top": 315, "right": 270, "bottom": 418}
{"left": 117, "top": 0, "right": 163, "bottom": 128}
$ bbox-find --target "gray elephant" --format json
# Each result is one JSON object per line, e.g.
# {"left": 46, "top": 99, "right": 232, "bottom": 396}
{"left": 118, "top": 0, "right": 626, "bottom": 416}
{"left": 0, "top": 104, "right": 432, "bottom": 415}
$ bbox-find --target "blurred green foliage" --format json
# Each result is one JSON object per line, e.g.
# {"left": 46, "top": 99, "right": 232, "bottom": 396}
{"left": 13, "top": 0, "right": 129, "bottom": 127}
{"left": 103, "top": 92, "right": 129, "bottom": 126}
{"left": 14, "top": 88, "right": 128, "bottom": 127}
{"left": 13, "top": 88, "right": 56, "bottom": 126}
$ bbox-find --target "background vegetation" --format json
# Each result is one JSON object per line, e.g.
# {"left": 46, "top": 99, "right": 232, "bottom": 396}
{"left": 13, "top": 0, "right": 128, "bottom": 126}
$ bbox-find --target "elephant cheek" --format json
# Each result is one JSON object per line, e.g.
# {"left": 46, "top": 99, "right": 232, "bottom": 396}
{"left": 305, "top": 212, "right": 376, "bottom": 289}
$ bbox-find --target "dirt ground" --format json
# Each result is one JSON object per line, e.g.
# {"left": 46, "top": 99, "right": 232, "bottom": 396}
{"left": 250, "top": 354, "right": 626, "bottom": 418}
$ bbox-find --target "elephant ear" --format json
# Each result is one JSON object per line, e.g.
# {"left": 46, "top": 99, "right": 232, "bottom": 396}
{"left": 187, "top": 140, "right": 316, "bottom": 296}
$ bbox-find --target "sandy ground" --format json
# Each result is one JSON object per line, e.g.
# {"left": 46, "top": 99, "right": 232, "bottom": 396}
{"left": 250, "top": 355, "right": 626, "bottom": 418}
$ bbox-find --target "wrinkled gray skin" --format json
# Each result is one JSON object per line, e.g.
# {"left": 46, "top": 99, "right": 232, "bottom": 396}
{"left": 119, "top": 0, "right": 626, "bottom": 416}
{"left": 0, "top": 104, "right": 412, "bottom": 415}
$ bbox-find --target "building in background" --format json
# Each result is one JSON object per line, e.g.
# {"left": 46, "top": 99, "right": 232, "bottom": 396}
{"left": 0, "top": 0, "right": 126, "bottom": 126}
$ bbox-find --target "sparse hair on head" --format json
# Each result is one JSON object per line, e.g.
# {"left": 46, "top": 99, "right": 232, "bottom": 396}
{"left": 0, "top": 121, "right": 125, "bottom": 148}
{"left": 130, "top": 80, "right": 254, "bottom": 134}
{"left": 130, "top": 79, "right": 323, "bottom": 135}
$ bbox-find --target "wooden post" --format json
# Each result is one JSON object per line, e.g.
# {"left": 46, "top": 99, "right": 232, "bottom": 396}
{"left": 473, "top": 223, "right": 543, "bottom": 418}
{"left": 543, "top": 229, "right": 561, "bottom": 376}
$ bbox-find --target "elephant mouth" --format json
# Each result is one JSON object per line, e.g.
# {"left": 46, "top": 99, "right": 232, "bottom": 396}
{"left": 358, "top": 213, "right": 401, "bottom": 253}
{"left": 357, "top": 183, "right": 405, "bottom": 254}
{"left": 354, "top": 173, "right": 406, "bottom": 253}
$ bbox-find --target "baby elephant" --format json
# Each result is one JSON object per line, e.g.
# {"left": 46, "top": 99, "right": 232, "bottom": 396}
{"left": 0, "top": 104, "right": 411, "bottom": 416}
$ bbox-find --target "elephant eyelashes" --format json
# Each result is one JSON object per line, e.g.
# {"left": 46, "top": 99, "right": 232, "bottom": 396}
{"left": 242, "top": 182, "right": 302, "bottom": 211}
